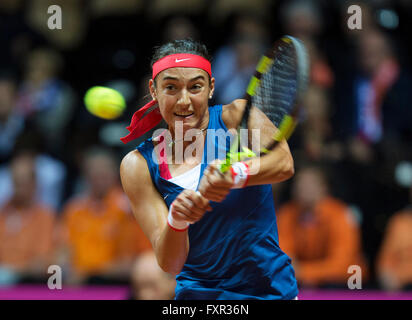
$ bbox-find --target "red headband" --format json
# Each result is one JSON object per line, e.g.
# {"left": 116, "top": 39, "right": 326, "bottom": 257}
{"left": 120, "top": 54, "right": 212, "bottom": 144}
{"left": 152, "top": 53, "right": 212, "bottom": 80}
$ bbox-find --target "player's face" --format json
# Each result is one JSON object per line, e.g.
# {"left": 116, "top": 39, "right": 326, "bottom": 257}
{"left": 150, "top": 67, "right": 214, "bottom": 134}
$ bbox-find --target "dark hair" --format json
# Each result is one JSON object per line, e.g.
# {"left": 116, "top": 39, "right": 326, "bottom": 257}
{"left": 150, "top": 38, "right": 211, "bottom": 68}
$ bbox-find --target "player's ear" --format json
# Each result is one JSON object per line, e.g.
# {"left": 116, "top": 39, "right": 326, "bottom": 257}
{"left": 209, "top": 77, "right": 215, "bottom": 99}
{"left": 149, "top": 79, "right": 157, "bottom": 101}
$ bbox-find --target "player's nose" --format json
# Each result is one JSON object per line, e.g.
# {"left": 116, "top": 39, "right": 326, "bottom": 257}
{"left": 177, "top": 89, "right": 191, "bottom": 106}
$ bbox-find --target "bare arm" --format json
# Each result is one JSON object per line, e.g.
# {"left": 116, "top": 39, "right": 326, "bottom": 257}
{"left": 120, "top": 150, "right": 188, "bottom": 275}
{"left": 120, "top": 150, "right": 210, "bottom": 275}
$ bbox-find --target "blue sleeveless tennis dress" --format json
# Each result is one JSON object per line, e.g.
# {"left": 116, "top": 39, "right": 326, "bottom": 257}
{"left": 137, "top": 104, "right": 298, "bottom": 300}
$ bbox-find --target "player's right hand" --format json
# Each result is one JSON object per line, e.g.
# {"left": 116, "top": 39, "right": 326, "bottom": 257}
{"left": 170, "top": 189, "right": 212, "bottom": 225}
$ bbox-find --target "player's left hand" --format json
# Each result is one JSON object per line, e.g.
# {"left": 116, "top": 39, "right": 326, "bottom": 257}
{"left": 198, "top": 159, "right": 233, "bottom": 202}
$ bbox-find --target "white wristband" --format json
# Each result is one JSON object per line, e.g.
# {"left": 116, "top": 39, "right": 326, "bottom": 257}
{"left": 230, "top": 162, "right": 250, "bottom": 189}
{"left": 167, "top": 203, "right": 189, "bottom": 231}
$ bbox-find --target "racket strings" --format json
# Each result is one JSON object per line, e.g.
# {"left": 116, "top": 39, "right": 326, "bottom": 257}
{"left": 253, "top": 43, "right": 298, "bottom": 128}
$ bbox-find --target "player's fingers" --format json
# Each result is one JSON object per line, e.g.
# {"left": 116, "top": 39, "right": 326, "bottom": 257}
{"left": 197, "top": 182, "right": 228, "bottom": 202}
{"left": 205, "top": 183, "right": 232, "bottom": 194}
{"left": 197, "top": 179, "right": 210, "bottom": 197}
{"left": 191, "top": 191, "right": 212, "bottom": 210}
{"left": 173, "top": 210, "right": 198, "bottom": 224}
{"left": 207, "top": 188, "right": 230, "bottom": 198}
{"left": 206, "top": 161, "right": 225, "bottom": 177}
{"left": 201, "top": 190, "right": 228, "bottom": 203}
{"left": 175, "top": 196, "right": 207, "bottom": 218}
{"left": 205, "top": 170, "right": 232, "bottom": 188}
{"left": 197, "top": 180, "right": 229, "bottom": 202}
{"left": 172, "top": 204, "right": 203, "bottom": 223}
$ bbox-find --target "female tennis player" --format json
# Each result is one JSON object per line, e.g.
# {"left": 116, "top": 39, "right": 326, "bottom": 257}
{"left": 120, "top": 39, "right": 298, "bottom": 299}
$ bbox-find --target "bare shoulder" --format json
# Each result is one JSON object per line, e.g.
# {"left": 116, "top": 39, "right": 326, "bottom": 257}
{"left": 221, "top": 99, "right": 246, "bottom": 129}
{"left": 120, "top": 150, "right": 151, "bottom": 193}
{"left": 120, "top": 150, "right": 146, "bottom": 177}
{"left": 120, "top": 149, "right": 147, "bottom": 173}
{"left": 120, "top": 149, "right": 164, "bottom": 215}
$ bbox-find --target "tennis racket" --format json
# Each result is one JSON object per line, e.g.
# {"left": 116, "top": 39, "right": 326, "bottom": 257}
{"left": 219, "top": 35, "right": 309, "bottom": 173}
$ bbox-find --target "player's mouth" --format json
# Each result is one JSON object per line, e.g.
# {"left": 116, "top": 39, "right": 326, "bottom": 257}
{"left": 174, "top": 112, "right": 194, "bottom": 119}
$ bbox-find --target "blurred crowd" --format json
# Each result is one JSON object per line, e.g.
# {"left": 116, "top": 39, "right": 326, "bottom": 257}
{"left": 1, "top": 0, "right": 412, "bottom": 298}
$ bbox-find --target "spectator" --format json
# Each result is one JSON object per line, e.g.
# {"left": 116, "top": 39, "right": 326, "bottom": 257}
{"left": 336, "top": 28, "right": 412, "bottom": 150}
{"left": 130, "top": 251, "right": 176, "bottom": 300}
{"left": 279, "top": 0, "right": 322, "bottom": 41}
{"left": 277, "top": 165, "right": 367, "bottom": 288}
{"left": 304, "top": 39, "right": 335, "bottom": 89}
{"left": 331, "top": 29, "right": 412, "bottom": 251}
{"left": 0, "top": 0, "right": 45, "bottom": 71}
{"left": 212, "top": 13, "right": 268, "bottom": 104}
{"left": 376, "top": 184, "right": 412, "bottom": 291}
{"left": 0, "top": 71, "right": 25, "bottom": 164}
{"left": 15, "top": 47, "right": 76, "bottom": 156}
{"left": 57, "top": 146, "right": 151, "bottom": 285}
{"left": 292, "top": 85, "right": 343, "bottom": 163}
{"left": 279, "top": 0, "right": 334, "bottom": 89}
{"left": 0, "top": 151, "right": 56, "bottom": 285}
{"left": 0, "top": 129, "right": 67, "bottom": 212}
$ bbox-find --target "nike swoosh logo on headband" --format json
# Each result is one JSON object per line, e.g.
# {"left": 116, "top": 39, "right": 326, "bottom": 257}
{"left": 175, "top": 58, "right": 190, "bottom": 63}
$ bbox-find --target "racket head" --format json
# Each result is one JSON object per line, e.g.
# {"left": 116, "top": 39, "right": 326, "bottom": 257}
{"left": 220, "top": 35, "right": 309, "bottom": 172}
{"left": 249, "top": 35, "right": 309, "bottom": 137}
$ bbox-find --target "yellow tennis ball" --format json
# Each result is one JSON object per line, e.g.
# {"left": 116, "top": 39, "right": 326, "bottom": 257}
{"left": 84, "top": 86, "right": 126, "bottom": 120}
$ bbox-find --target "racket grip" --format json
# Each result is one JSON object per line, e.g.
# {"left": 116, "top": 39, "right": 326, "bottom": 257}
{"left": 219, "top": 162, "right": 230, "bottom": 173}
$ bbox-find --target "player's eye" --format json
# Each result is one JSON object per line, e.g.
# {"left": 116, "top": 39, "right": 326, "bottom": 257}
{"left": 191, "top": 84, "right": 202, "bottom": 90}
